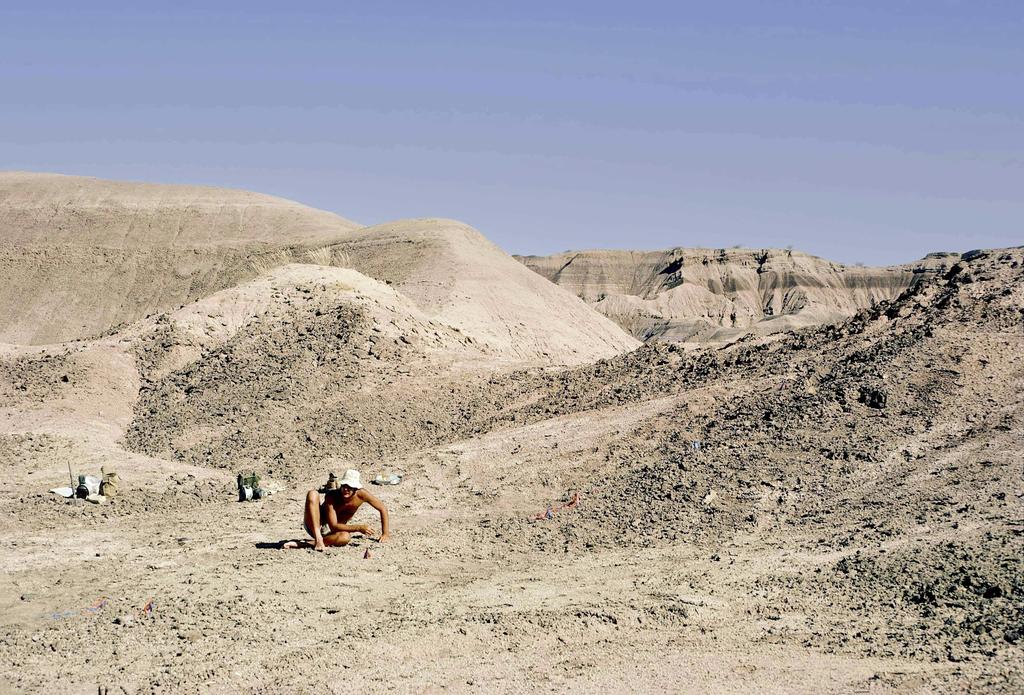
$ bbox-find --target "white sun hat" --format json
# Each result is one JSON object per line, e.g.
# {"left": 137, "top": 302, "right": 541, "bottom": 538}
{"left": 338, "top": 469, "right": 363, "bottom": 489}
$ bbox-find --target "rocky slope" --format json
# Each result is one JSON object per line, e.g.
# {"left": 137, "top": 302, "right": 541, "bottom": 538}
{"left": 518, "top": 247, "right": 957, "bottom": 342}
{"left": 499, "top": 247, "right": 1024, "bottom": 671}
{"left": 124, "top": 263, "right": 507, "bottom": 477}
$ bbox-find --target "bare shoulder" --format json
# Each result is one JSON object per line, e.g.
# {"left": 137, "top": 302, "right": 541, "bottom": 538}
{"left": 357, "top": 488, "right": 385, "bottom": 507}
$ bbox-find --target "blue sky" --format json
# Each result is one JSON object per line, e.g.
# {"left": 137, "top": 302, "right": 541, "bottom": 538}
{"left": 2, "top": 1, "right": 1022, "bottom": 264}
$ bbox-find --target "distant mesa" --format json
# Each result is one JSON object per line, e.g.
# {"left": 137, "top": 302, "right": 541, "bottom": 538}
{"left": 517, "top": 247, "right": 957, "bottom": 343}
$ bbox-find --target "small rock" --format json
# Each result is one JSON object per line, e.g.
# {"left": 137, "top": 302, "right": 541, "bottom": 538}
{"left": 858, "top": 385, "right": 887, "bottom": 409}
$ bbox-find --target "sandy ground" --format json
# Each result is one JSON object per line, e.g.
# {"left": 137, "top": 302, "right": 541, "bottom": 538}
{"left": 1, "top": 342, "right": 1020, "bottom": 694}
{"left": 0, "top": 415, "right": 984, "bottom": 695}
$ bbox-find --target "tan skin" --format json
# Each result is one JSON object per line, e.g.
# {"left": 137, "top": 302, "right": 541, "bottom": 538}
{"left": 282, "top": 485, "right": 391, "bottom": 551}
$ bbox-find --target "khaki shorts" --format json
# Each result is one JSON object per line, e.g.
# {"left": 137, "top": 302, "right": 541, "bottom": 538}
{"left": 303, "top": 520, "right": 331, "bottom": 537}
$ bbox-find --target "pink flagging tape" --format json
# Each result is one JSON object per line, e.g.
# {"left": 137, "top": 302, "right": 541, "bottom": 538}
{"left": 50, "top": 596, "right": 109, "bottom": 620}
{"left": 532, "top": 491, "right": 582, "bottom": 521}
{"left": 85, "top": 597, "right": 109, "bottom": 612}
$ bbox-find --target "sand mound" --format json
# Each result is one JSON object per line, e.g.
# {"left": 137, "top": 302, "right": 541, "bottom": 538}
{"left": 0, "top": 175, "right": 636, "bottom": 364}
{"left": 0, "top": 172, "right": 362, "bottom": 344}
{"left": 327, "top": 218, "right": 640, "bottom": 363}
{"left": 518, "top": 247, "right": 957, "bottom": 342}
{"left": 124, "top": 263, "right": 519, "bottom": 476}
{"left": 0, "top": 172, "right": 360, "bottom": 247}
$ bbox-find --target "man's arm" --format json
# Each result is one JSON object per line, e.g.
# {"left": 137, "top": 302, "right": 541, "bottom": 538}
{"left": 360, "top": 490, "right": 391, "bottom": 542}
{"left": 324, "top": 501, "right": 374, "bottom": 535}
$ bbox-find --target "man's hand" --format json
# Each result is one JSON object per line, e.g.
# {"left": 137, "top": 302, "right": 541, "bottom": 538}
{"left": 378, "top": 533, "right": 391, "bottom": 544}
{"left": 313, "top": 538, "right": 326, "bottom": 552}
{"left": 353, "top": 524, "right": 374, "bottom": 537}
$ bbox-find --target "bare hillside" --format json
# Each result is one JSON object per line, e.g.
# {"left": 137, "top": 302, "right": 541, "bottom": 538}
{"left": 0, "top": 172, "right": 361, "bottom": 247}
{"left": 0, "top": 173, "right": 363, "bottom": 344}
{"left": 518, "top": 247, "right": 957, "bottom": 342}
{"left": 0, "top": 174, "right": 636, "bottom": 364}
{"left": 329, "top": 218, "right": 639, "bottom": 363}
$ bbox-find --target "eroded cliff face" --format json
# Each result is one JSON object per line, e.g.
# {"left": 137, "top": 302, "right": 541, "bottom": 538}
{"left": 517, "top": 248, "right": 955, "bottom": 342}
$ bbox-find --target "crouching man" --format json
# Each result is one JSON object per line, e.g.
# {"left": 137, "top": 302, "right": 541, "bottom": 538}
{"left": 284, "top": 469, "right": 390, "bottom": 551}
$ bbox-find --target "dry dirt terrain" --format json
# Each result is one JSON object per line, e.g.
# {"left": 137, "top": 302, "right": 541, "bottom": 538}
{"left": 0, "top": 175, "right": 1021, "bottom": 694}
